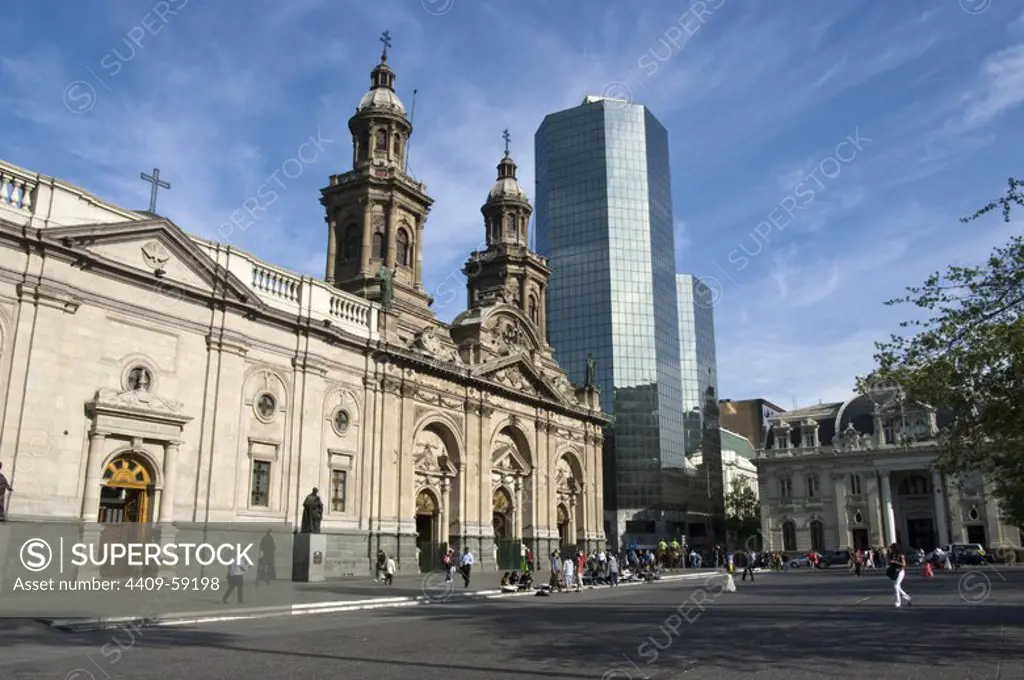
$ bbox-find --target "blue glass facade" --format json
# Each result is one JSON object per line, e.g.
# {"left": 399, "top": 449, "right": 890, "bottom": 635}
{"left": 535, "top": 98, "right": 686, "bottom": 544}
{"left": 677, "top": 274, "right": 719, "bottom": 455}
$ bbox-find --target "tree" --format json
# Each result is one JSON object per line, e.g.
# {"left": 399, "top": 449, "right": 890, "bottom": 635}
{"left": 725, "top": 477, "right": 761, "bottom": 546}
{"left": 874, "top": 177, "right": 1024, "bottom": 527}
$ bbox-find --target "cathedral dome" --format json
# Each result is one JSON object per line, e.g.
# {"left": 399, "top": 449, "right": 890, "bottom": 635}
{"left": 357, "top": 81, "right": 406, "bottom": 115}
{"left": 488, "top": 174, "right": 528, "bottom": 201}
{"left": 487, "top": 155, "right": 528, "bottom": 202}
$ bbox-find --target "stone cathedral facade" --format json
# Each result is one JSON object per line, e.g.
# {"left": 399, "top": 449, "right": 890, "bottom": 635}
{"left": 0, "top": 45, "right": 608, "bottom": 576}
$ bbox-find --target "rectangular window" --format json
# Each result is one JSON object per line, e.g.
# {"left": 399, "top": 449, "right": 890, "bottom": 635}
{"left": 802, "top": 432, "right": 815, "bottom": 448}
{"left": 780, "top": 479, "right": 792, "bottom": 498}
{"left": 807, "top": 476, "right": 817, "bottom": 498}
{"left": 250, "top": 460, "right": 270, "bottom": 507}
{"left": 883, "top": 421, "right": 895, "bottom": 445}
{"left": 330, "top": 469, "right": 347, "bottom": 513}
{"left": 850, "top": 474, "right": 862, "bottom": 495}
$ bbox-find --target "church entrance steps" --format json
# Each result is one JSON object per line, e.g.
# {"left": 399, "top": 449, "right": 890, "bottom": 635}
{"left": 40, "top": 570, "right": 724, "bottom": 632}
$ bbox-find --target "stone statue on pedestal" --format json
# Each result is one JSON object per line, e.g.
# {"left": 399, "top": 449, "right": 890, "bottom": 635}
{"left": 301, "top": 488, "right": 323, "bottom": 534}
{"left": 585, "top": 353, "right": 597, "bottom": 388}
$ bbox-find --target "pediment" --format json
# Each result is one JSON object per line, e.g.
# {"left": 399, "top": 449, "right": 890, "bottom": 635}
{"left": 474, "top": 355, "right": 575, "bottom": 405}
{"left": 92, "top": 388, "right": 192, "bottom": 424}
{"left": 42, "top": 219, "right": 256, "bottom": 306}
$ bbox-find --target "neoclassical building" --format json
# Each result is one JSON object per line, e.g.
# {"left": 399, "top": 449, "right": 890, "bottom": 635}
{"left": 0, "top": 43, "right": 608, "bottom": 575}
{"left": 755, "top": 379, "right": 1020, "bottom": 554}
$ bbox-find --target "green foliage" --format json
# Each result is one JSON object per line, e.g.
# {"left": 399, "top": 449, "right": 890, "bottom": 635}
{"left": 874, "top": 177, "right": 1024, "bottom": 527}
{"left": 725, "top": 477, "right": 759, "bottom": 520}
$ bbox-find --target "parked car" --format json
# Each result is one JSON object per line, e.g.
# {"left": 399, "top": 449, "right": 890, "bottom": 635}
{"left": 818, "top": 550, "right": 851, "bottom": 568}
{"left": 787, "top": 555, "right": 811, "bottom": 569}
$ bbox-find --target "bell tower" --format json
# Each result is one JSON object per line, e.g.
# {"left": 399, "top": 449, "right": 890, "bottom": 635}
{"left": 464, "top": 130, "right": 551, "bottom": 340}
{"left": 321, "top": 31, "right": 434, "bottom": 318}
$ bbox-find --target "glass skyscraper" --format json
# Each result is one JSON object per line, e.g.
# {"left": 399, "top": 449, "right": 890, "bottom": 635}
{"left": 677, "top": 273, "right": 725, "bottom": 544}
{"left": 535, "top": 97, "right": 686, "bottom": 548}
{"left": 677, "top": 273, "right": 719, "bottom": 455}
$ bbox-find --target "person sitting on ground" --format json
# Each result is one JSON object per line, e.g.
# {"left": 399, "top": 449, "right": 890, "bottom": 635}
{"left": 501, "top": 571, "right": 511, "bottom": 587}
{"left": 519, "top": 570, "right": 533, "bottom": 590}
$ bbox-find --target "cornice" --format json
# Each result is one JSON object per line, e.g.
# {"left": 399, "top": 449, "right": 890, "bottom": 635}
{"left": 375, "top": 344, "right": 609, "bottom": 426}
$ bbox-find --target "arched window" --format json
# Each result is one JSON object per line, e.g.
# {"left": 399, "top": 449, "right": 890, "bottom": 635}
{"left": 342, "top": 225, "right": 360, "bottom": 262}
{"left": 375, "top": 129, "right": 388, "bottom": 151}
{"left": 810, "top": 519, "right": 825, "bottom": 551}
{"left": 371, "top": 232, "right": 384, "bottom": 260}
{"left": 506, "top": 214, "right": 516, "bottom": 236}
{"left": 806, "top": 474, "right": 818, "bottom": 498}
{"left": 393, "top": 134, "right": 403, "bottom": 160}
{"left": 360, "top": 133, "right": 370, "bottom": 161}
{"left": 782, "top": 521, "right": 797, "bottom": 551}
{"left": 396, "top": 229, "right": 410, "bottom": 267}
{"left": 528, "top": 296, "right": 538, "bottom": 324}
{"left": 898, "top": 475, "right": 929, "bottom": 495}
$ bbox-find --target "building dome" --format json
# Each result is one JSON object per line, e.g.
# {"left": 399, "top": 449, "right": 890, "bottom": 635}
{"left": 488, "top": 174, "right": 528, "bottom": 201}
{"left": 357, "top": 83, "right": 406, "bottom": 115}
{"left": 486, "top": 155, "right": 528, "bottom": 202}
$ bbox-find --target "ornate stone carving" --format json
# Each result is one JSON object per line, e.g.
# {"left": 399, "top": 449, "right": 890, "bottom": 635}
{"left": 551, "top": 374, "right": 577, "bottom": 402}
{"left": 141, "top": 241, "right": 170, "bottom": 274}
{"left": 413, "top": 442, "right": 442, "bottom": 471}
{"left": 400, "top": 382, "right": 417, "bottom": 397}
{"left": 833, "top": 423, "right": 862, "bottom": 452}
{"left": 381, "top": 377, "right": 402, "bottom": 395}
{"left": 492, "top": 366, "right": 535, "bottom": 394}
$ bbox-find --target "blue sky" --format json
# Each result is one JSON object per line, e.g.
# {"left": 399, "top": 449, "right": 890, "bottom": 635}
{"left": 2, "top": 0, "right": 1022, "bottom": 409}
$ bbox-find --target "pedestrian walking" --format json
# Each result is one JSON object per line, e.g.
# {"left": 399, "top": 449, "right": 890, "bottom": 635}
{"left": 442, "top": 548, "right": 455, "bottom": 582}
{"left": 741, "top": 550, "right": 756, "bottom": 582}
{"left": 0, "top": 462, "right": 11, "bottom": 522}
{"left": 608, "top": 552, "right": 619, "bottom": 586}
{"left": 887, "top": 543, "right": 912, "bottom": 608}
{"left": 384, "top": 554, "right": 396, "bottom": 585}
{"left": 853, "top": 549, "right": 863, "bottom": 577}
{"left": 221, "top": 555, "right": 249, "bottom": 604}
{"left": 459, "top": 546, "right": 474, "bottom": 587}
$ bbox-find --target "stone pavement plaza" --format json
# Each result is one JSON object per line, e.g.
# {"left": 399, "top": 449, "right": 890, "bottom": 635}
{"left": 2, "top": 567, "right": 1022, "bottom": 679}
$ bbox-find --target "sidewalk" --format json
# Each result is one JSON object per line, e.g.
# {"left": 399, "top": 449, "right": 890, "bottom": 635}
{"left": 43, "top": 568, "right": 725, "bottom": 632}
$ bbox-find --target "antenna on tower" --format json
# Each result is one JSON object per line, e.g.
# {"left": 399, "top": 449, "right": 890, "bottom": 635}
{"left": 405, "top": 88, "right": 418, "bottom": 173}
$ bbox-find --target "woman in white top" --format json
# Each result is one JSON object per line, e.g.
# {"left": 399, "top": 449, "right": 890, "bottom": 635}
{"left": 562, "top": 557, "right": 574, "bottom": 592}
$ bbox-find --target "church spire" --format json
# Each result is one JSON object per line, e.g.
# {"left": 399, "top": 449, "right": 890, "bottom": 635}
{"left": 482, "top": 129, "right": 530, "bottom": 248}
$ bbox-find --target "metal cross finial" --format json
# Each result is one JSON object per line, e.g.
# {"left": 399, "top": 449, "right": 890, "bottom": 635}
{"left": 380, "top": 30, "right": 391, "bottom": 61}
{"left": 502, "top": 128, "right": 511, "bottom": 157}
{"left": 139, "top": 168, "right": 170, "bottom": 214}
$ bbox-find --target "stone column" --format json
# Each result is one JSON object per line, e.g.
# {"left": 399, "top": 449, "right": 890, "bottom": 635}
{"left": 833, "top": 474, "right": 849, "bottom": 549}
{"left": 513, "top": 476, "right": 523, "bottom": 540}
{"left": 325, "top": 217, "right": 338, "bottom": 283}
{"left": 159, "top": 440, "right": 181, "bottom": 524}
{"left": 440, "top": 477, "right": 451, "bottom": 546}
{"left": 414, "top": 218, "right": 424, "bottom": 288}
{"left": 932, "top": 469, "right": 950, "bottom": 546}
{"left": 361, "top": 199, "right": 373, "bottom": 271}
{"left": 881, "top": 472, "right": 897, "bottom": 546}
{"left": 80, "top": 432, "right": 107, "bottom": 521}
{"left": 385, "top": 200, "right": 396, "bottom": 267}
{"left": 568, "top": 495, "right": 577, "bottom": 546}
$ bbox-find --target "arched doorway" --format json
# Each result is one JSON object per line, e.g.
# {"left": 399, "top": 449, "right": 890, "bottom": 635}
{"left": 493, "top": 487, "right": 512, "bottom": 539}
{"left": 557, "top": 504, "right": 570, "bottom": 548}
{"left": 98, "top": 453, "right": 155, "bottom": 578}
{"left": 98, "top": 454, "right": 153, "bottom": 523}
{"left": 415, "top": 489, "right": 439, "bottom": 572}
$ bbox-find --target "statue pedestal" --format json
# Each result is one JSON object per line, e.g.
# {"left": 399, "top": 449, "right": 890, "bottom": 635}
{"left": 292, "top": 533, "right": 326, "bottom": 582}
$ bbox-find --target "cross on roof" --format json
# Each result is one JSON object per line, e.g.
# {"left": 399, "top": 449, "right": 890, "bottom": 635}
{"left": 380, "top": 30, "right": 391, "bottom": 62}
{"left": 502, "top": 128, "right": 511, "bottom": 157}
{"left": 139, "top": 168, "right": 170, "bottom": 214}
